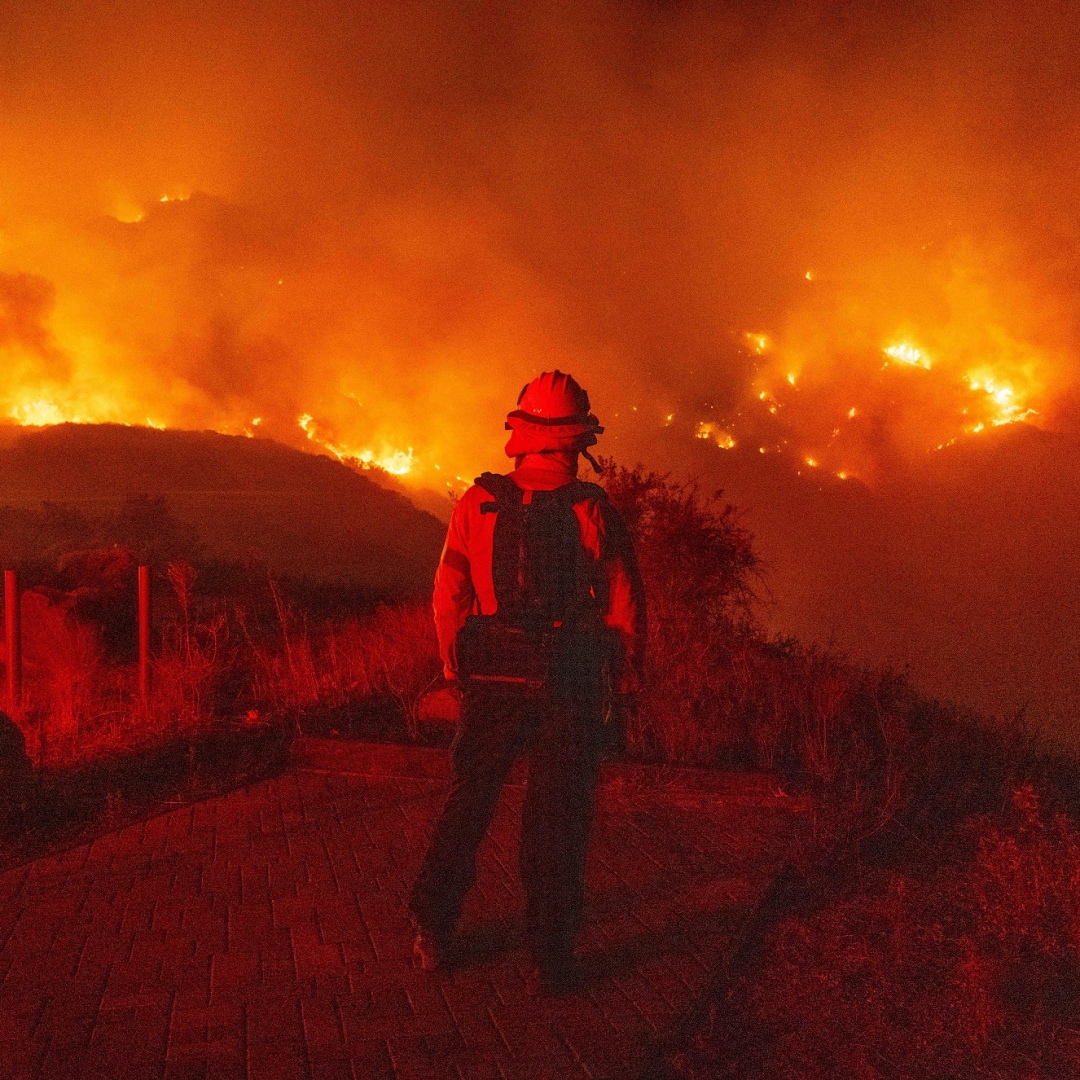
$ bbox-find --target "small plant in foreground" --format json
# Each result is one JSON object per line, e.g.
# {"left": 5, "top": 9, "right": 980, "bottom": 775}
{"left": 675, "top": 784, "right": 1080, "bottom": 1080}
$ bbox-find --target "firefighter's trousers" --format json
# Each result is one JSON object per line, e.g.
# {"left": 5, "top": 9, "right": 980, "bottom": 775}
{"left": 409, "top": 685, "right": 601, "bottom": 965}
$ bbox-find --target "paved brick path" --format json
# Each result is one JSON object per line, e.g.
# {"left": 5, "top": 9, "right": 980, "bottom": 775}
{"left": 0, "top": 739, "right": 806, "bottom": 1080}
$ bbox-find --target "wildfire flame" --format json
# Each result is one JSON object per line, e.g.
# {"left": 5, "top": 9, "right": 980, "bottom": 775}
{"left": 2, "top": 393, "right": 415, "bottom": 479}
{"left": 1, "top": 0, "right": 1078, "bottom": 507}
{"left": 884, "top": 343, "right": 932, "bottom": 369}
{"left": 297, "top": 414, "right": 414, "bottom": 476}
{"left": 966, "top": 372, "right": 1037, "bottom": 428}
{"left": 2, "top": 315, "right": 1044, "bottom": 493}
{"left": 7, "top": 389, "right": 127, "bottom": 428}
{"left": 9, "top": 399, "right": 92, "bottom": 426}
{"left": 695, "top": 422, "right": 735, "bottom": 449}
{"left": 691, "top": 313, "right": 1044, "bottom": 484}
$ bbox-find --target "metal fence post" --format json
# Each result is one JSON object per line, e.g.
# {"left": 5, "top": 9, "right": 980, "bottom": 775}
{"left": 4, "top": 570, "right": 21, "bottom": 714}
{"left": 138, "top": 565, "right": 151, "bottom": 707}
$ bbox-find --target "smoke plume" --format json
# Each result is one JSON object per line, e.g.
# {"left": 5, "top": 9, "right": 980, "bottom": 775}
{"left": 1, "top": 0, "right": 1078, "bottom": 483}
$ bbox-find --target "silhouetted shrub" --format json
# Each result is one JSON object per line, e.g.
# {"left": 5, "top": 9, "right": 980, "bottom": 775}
{"left": 0, "top": 711, "right": 32, "bottom": 836}
{"left": 601, "top": 462, "right": 761, "bottom": 762}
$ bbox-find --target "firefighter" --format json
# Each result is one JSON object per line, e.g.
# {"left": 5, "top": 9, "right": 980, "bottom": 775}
{"left": 409, "top": 370, "right": 645, "bottom": 993}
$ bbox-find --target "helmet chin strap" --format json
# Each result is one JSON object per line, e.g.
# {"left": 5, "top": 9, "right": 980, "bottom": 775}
{"left": 581, "top": 449, "right": 602, "bottom": 474}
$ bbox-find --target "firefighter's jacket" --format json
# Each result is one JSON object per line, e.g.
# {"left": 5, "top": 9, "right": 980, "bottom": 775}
{"left": 433, "top": 468, "right": 645, "bottom": 685}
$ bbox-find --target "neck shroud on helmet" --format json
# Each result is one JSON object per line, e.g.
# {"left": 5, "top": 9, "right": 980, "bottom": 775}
{"left": 504, "top": 370, "right": 604, "bottom": 468}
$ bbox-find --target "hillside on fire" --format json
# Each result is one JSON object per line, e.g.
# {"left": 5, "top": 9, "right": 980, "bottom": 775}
{"left": 0, "top": 423, "right": 445, "bottom": 598}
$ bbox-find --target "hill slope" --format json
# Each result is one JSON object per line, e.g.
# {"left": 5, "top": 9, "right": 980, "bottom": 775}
{"left": 661, "top": 423, "right": 1080, "bottom": 746}
{"left": 0, "top": 424, "right": 445, "bottom": 599}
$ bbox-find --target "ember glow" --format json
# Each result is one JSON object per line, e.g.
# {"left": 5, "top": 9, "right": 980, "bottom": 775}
{"left": 695, "top": 422, "right": 735, "bottom": 450}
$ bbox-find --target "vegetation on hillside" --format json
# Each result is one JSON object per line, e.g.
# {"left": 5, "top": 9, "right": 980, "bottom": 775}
{"left": 0, "top": 425, "right": 447, "bottom": 598}
{"left": 2, "top": 460, "right": 1079, "bottom": 1075}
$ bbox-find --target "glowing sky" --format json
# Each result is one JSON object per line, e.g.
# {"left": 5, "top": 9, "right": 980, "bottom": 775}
{"left": 2, "top": 0, "right": 1080, "bottom": 489}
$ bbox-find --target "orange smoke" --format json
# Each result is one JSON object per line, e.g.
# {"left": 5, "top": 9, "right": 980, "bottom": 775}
{"left": 1, "top": 1, "right": 1079, "bottom": 491}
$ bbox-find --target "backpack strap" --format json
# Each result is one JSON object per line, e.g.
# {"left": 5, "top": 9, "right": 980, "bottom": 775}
{"left": 542, "top": 479, "right": 606, "bottom": 511}
{"left": 475, "top": 473, "right": 607, "bottom": 513}
{"left": 566, "top": 480, "right": 606, "bottom": 504}
{"left": 475, "top": 472, "right": 522, "bottom": 514}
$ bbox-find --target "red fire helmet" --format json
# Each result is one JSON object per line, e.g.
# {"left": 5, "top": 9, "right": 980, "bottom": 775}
{"left": 511, "top": 370, "right": 592, "bottom": 425}
{"left": 504, "top": 370, "right": 604, "bottom": 462}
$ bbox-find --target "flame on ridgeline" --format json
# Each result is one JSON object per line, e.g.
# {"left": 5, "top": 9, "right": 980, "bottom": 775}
{"left": 3, "top": 389, "right": 415, "bottom": 479}
{"left": 0, "top": 282, "right": 1048, "bottom": 494}
{"left": 298, "top": 414, "right": 414, "bottom": 476}
{"left": 884, "top": 343, "right": 932, "bottom": 370}
{"left": 10, "top": 399, "right": 95, "bottom": 426}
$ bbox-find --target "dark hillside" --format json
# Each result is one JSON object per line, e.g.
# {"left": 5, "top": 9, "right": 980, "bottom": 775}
{"left": 0, "top": 424, "right": 445, "bottom": 598}
{"left": 662, "top": 424, "right": 1080, "bottom": 748}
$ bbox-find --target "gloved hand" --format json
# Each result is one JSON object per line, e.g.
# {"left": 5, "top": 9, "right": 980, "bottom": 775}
{"left": 417, "top": 680, "right": 462, "bottom": 724}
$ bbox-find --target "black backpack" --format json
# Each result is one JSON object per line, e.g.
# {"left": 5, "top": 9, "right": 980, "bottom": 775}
{"left": 456, "top": 473, "right": 611, "bottom": 697}
{"left": 476, "top": 472, "right": 603, "bottom": 628}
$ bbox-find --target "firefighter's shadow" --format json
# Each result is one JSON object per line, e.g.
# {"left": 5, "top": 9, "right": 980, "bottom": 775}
{"left": 453, "top": 894, "right": 744, "bottom": 980}
{"left": 579, "top": 906, "right": 745, "bottom": 982}
{"left": 453, "top": 918, "right": 522, "bottom": 966}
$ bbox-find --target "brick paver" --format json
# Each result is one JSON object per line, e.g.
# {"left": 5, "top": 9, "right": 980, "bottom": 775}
{"left": 0, "top": 739, "right": 806, "bottom": 1079}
